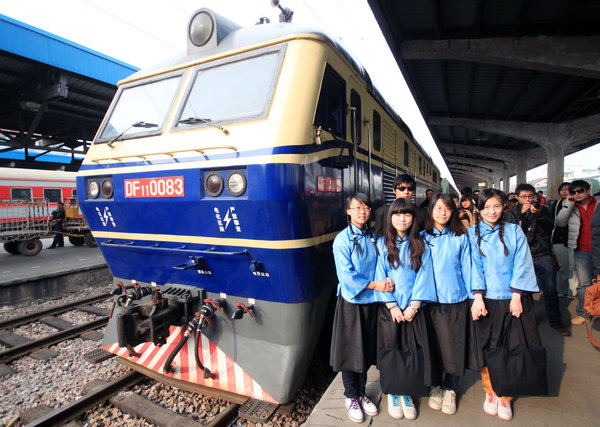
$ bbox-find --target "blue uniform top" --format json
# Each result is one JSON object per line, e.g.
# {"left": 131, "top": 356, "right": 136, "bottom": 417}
{"left": 333, "top": 224, "right": 379, "bottom": 303}
{"left": 467, "top": 221, "right": 539, "bottom": 299}
{"left": 374, "top": 236, "right": 437, "bottom": 309}
{"left": 421, "top": 227, "right": 472, "bottom": 303}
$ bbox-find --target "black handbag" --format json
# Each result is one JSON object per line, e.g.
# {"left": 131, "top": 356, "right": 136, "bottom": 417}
{"left": 378, "top": 321, "right": 428, "bottom": 396}
{"left": 483, "top": 316, "right": 548, "bottom": 396}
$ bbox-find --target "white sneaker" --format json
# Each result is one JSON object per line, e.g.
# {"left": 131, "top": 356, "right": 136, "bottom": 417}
{"left": 359, "top": 395, "right": 378, "bottom": 416}
{"left": 497, "top": 398, "right": 513, "bottom": 421}
{"left": 428, "top": 386, "right": 443, "bottom": 410}
{"left": 483, "top": 392, "right": 498, "bottom": 416}
{"left": 400, "top": 395, "right": 417, "bottom": 420}
{"left": 345, "top": 397, "right": 364, "bottom": 423}
{"left": 441, "top": 389, "right": 457, "bottom": 415}
{"left": 387, "top": 394, "right": 403, "bottom": 419}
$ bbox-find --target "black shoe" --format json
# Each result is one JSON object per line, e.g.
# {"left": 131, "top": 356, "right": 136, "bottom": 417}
{"left": 48, "top": 246, "right": 56, "bottom": 249}
{"left": 57, "top": 244, "right": 64, "bottom": 247}
{"left": 551, "top": 324, "right": 571, "bottom": 336}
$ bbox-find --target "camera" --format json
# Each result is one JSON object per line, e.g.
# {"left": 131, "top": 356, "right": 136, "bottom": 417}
{"left": 532, "top": 201, "right": 541, "bottom": 209}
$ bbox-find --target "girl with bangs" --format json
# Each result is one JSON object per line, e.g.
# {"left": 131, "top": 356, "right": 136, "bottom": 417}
{"left": 421, "top": 193, "right": 473, "bottom": 416}
{"left": 468, "top": 188, "right": 541, "bottom": 421}
{"left": 374, "top": 198, "right": 437, "bottom": 421}
{"left": 330, "top": 193, "right": 394, "bottom": 423}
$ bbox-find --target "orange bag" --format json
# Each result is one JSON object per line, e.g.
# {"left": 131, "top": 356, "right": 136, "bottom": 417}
{"left": 584, "top": 275, "right": 600, "bottom": 350}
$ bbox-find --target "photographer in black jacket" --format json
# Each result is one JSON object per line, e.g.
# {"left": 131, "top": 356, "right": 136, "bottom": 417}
{"left": 505, "top": 184, "right": 570, "bottom": 336}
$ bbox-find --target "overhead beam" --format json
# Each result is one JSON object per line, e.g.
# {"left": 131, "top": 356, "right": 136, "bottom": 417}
{"left": 401, "top": 36, "right": 600, "bottom": 79}
{"left": 428, "top": 114, "right": 600, "bottom": 148}
{"left": 438, "top": 142, "right": 523, "bottom": 160}
{"left": 449, "top": 163, "right": 494, "bottom": 174}
{"left": 445, "top": 155, "right": 507, "bottom": 169}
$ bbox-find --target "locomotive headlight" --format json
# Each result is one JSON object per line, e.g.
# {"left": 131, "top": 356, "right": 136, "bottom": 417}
{"left": 189, "top": 11, "right": 214, "bottom": 47}
{"left": 226, "top": 171, "right": 247, "bottom": 197}
{"left": 101, "top": 178, "right": 114, "bottom": 198}
{"left": 88, "top": 179, "right": 100, "bottom": 199}
{"left": 205, "top": 172, "right": 223, "bottom": 197}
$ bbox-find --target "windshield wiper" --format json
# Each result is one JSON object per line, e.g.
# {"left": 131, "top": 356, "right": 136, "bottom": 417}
{"left": 106, "top": 121, "right": 158, "bottom": 148}
{"left": 178, "top": 117, "right": 229, "bottom": 136}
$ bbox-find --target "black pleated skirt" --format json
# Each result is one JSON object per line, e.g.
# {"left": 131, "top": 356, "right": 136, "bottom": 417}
{"left": 329, "top": 295, "right": 379, "bottom": 373}
{"left": 425, "top": 300, "right": 472, "bottom": 378}
{"left": 376, "top": 304, "right": 436, "bottom": 395}
{"left": 472, "top": 294, "right": 541, "bottom": 368}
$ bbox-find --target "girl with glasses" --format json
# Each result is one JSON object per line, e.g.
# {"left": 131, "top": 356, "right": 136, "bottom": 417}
{"left": 469, "top": 189, "right": 541, "bottom": 421}
{"left": 374, "top": 198, "right": 436, "bottom": 420}
{"left": 330, "top": 193, "right": 393, "bottom": 423}
{"left": 421, "top": 193, "right": 473, "bottom": 415}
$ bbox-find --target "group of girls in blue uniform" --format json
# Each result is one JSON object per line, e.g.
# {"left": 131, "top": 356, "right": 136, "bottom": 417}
{"left": 331, "top": 188, "right": 541, "bottom": 423}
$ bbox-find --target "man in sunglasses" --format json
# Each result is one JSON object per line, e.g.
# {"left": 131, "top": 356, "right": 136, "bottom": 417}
{"left": 373, "top": 174, "right": 425, "bottom": 236}
{"left": 555, "top": 180, "right": 600, "bottom": 325}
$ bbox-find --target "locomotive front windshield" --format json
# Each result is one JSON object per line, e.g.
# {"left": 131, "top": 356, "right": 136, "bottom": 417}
{"left": 96, "top": 75, "right": 182, "bottom": 143}
{"left": 175, "top": 47, "right": 283, "bottom": 129}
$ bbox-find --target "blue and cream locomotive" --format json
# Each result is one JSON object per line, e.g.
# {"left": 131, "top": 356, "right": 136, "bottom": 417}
{"left": 77, "top": 7, "right": 441, "bottom": 404}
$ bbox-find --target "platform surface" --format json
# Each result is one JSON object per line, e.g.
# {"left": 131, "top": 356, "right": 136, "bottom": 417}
{"left": 307, "top": 296, "right": 600, "bottom": 426}
{"left": 0, "top": 238, "right": 106, "bottom": 286}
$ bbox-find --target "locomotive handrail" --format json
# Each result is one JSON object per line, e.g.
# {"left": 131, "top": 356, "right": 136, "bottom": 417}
{"left": 91, "top": 145, "right": 239, "bottom": 163}
{"left": 101, "top": 240, "right": 249, "bottom": 257}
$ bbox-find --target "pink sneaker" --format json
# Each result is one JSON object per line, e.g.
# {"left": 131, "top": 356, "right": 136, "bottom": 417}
{"left": 483, "top": 393, "right": 498, "bottom": 416}
{"left": 497, "top": 398, "right": 512, "bottom": 421}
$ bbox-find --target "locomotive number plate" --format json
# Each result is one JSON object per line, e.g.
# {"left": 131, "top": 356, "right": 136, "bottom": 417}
{"left": 317, "top": 176, "right": 342, "bottom": 192}
{"left": 124, "top": 176, "right": 185, "bottom": 198}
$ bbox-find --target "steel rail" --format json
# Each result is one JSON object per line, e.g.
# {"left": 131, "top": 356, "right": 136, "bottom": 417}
{"left": 24, "top": 370, "right": 145, "bottom": 427}
{"left": 0, "top": 293, "right": 111, "bottom": 330}
{"left": 0, "top": 316, "right": 108, "bottom": 363}
{"left": 205, "top": 403, "right": 241, "bottom": 427}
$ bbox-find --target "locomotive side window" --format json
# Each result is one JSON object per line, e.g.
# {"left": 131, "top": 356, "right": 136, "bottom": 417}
{"left": 43, "top": 189, "right": 62, "bottom": 203}
{"left": 314, "top": 64, "right": 346, "bottom": 138}
{"left": 404, "top": 141, "right": 409, "bottom": 167}
{"left": 11, "top": 188, "right": 32, "bottom": 199}
{"left": 373, "top": 110, "right": 381, "bottom": 152}
{"left": 175, "top": 47, "right": 283, "bottom": 128}
{"left": 350, "top": 90, "right": 361, "bottom": 145}
{"left": 96, "top": 74, "right": 182, "bottom": 143}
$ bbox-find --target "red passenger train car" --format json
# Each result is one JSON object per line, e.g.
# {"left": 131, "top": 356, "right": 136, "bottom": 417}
{"left": 0, "top": 168, "right": 77, "bottom": 206}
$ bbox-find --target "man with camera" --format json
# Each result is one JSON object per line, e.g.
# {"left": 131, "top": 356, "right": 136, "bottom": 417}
{"left": 506, "top": 184, "right": 570, "bottom": 335}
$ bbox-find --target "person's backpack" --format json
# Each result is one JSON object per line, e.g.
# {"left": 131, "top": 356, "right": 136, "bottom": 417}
{"left": 584, "top": 275, "right": 600, "bottom": 350}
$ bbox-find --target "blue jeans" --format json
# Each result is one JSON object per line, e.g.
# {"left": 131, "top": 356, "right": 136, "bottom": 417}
{"left": 342, "top": 371, "right": 367, "bottom": 399}
{"left": 553, "top": 244, "right": 571, "bottom": 296}
{"left": 574, "top": 250, "right": 594, "bottom": 317}
{"left": 533, "top": 255, "right": 562, "bottom": 326}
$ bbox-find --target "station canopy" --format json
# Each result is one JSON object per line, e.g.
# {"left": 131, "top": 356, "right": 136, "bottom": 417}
{"left": 368, "top": 0, "right": 600, "bottom": 189}
{"left": 0, "top": 14, "right": 138, "bottom": 172}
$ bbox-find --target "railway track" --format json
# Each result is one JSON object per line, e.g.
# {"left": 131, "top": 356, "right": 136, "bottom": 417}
{"left": 0, "top": 292, "right": 111, "bottom": 330}
{"left": 1, "top": 290, "right": 330, "bottom": 426}
{"left": 20, "top": 369, "right": 256, "bottom": 427}
{"left": 0, "top": 292, "right": 112, "bottom": 364}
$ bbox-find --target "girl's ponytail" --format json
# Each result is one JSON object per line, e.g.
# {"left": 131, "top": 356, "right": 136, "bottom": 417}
{"left": 365, "top": 222, "right": 380, "bottom": 256}
{"left": 498, "top": 218, "right": 509, "bottom": 256}
{"left": 475, "top": 211, "right": 485, "bottom": 257}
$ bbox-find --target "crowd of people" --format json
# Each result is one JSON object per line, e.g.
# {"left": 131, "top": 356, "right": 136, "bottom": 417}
{"left": 331, "top": 174, "right": 600, "bottom": 423}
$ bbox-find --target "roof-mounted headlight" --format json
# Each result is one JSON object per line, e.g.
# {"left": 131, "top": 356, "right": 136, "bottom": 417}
{"left": 189, "top": 11, "right": 214, "bottom": 47}
{"left": 186, "top": 8, "right": 241, "bottom": 54}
